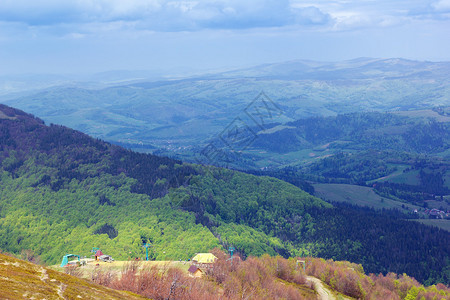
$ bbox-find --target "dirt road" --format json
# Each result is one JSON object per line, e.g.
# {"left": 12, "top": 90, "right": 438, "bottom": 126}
{"left": 306, "top": 276, "right": 336, "bottom": 300}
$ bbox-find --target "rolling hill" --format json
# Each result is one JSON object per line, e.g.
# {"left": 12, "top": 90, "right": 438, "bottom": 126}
{"left": 2, "top": 58, "right": 449, "bottom": 152}
{"left": 200, "top": 108, "right": 450, "bottom": 169}
{"left": 239, "top": 110, "right": 450, "bottom": 231}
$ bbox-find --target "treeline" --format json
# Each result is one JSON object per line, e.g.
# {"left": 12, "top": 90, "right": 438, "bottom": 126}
{"left": 302, "top": 203, "right": 450, "bottom": 285}
{"left": 373, "top": 169, "right": 449, "bottom": 204}
{"left": 258, "top": 150, "right": 449, "bottom": 206}
{"left": 246, "top": 168, "right": 315, "bottom": 194}
{"left": 295, "top": 150, "right": 403, "bottom": 184}
{"left": 170, "top": 167, "right": 450, "bottom": 284}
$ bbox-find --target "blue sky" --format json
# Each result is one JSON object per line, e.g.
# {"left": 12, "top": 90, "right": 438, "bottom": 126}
{"left": 0, "top": 0, "right": 449, "bottom": 75}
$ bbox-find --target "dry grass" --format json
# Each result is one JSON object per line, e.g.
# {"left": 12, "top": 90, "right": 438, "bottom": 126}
{"left": 73, "top": 249, "right": 316, "bottom": 300}
{"left": 0, "top": 253, "right": 145, "bottom": 299}
{"left": 51, "top": 259, "right": 191, "bottom": 280}
{"left": 305, "top": 257, "right": 450, "bottom": 300}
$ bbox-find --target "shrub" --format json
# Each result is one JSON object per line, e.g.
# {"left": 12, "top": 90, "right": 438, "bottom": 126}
{"left": 305, "top": 257, "right": 450, "bottom": 300}
{"left": 20, "top": 249, "right": 42, "bottom": 265}
{"left": 64, "top": 265, "right": 83, "bottom": 277}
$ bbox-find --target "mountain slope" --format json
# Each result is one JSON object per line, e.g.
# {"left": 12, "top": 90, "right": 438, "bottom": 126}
{"left": 0, "top": 104, "right": 327, "bottom": 263}
{"left": 0, "top": 104, "right": 449, "bottom": 285}
{"left": 251, "top": 110, "right": 450, "bottom": 155}
{"left": 0, "top": 252, "right": 143, "bottom": 299}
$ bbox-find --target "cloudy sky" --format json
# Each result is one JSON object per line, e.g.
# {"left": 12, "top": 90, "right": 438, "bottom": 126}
{"left": 0, "top": 0, "right": 449, "bottom": 75}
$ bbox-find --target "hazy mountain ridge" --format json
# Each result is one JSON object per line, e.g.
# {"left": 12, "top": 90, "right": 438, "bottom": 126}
{"left": 211, "top": 58, "right": 450, "bottom": 80}
{"left": 2, "top": 58, "right": 449, "bottom": 151}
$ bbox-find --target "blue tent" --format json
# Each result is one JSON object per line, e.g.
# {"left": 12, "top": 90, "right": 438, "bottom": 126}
{"left": 60, "top": 254, "right": 80, "bottom": 267}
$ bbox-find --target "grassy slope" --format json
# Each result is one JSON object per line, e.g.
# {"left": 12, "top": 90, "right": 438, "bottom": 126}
{"left": 415, "top": 219, "right": 450, "bottom": 232}
{"left": 314, "top": 183, "right": 450, "bottom": 232}
{"left": 313, "top": 183, "right": 422, "bottom": 211}
{"left": 369, "top": 168, "right": 421, "bottom": 185}
{"left": 0, "top": 253, "right": 144, "bottom": 300}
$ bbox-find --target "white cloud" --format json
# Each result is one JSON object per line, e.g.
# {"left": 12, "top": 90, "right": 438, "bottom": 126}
{"left": 0, "top": 0, "right": 162, "bottom": 25}
{"left": 432, "top": 0, "right": 450, "bottom": 11}
{"left": 293, "top": 6, "right": 331, "bottom": 25}
{"left": 1, "top": 1, "right": 446, "bottom": 33}
{"left": 0, "top": 0, "right": 449, "bottom": 76}
{"left": 0, "top": 0, "right": 331, "bottom": 31}
{"left": 407, "top": 0, "right": 450, "bottom": 19}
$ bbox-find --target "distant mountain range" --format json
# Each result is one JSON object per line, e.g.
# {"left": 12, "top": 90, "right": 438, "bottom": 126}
{"left": 1, "top": 58, "right": 449, "bottom": 153}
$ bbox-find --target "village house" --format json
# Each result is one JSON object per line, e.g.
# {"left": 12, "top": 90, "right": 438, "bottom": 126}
{"left": 187, "top": 265, "right": 203, "bottom": 278}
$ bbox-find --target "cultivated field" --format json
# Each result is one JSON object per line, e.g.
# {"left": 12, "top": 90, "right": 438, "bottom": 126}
{"left": 313, "top": 183, "right": 421, "bottom": 211}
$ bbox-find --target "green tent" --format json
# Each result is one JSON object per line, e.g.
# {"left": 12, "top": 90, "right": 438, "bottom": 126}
{"left": 60, "top": 254, "right": 80, "bottom": 267}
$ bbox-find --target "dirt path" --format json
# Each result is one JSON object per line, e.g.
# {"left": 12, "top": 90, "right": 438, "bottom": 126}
{"left": 39, "top": 267, "right": 49, "bottom": 282}
{"left": 57, "top": 282, "right": 67, "bottom": 299}
{"left": 306, "top": 276, "right": 336, "bottom": 300}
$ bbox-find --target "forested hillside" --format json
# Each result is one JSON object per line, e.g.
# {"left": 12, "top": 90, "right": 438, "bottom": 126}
{"left": 252, "top": 111, "right": 450, "bottom": 155}
{"left": 0, "top": 104, "right": 449, "bottom": 285}
{"left": 243, "top": 110, "right": 450, "bottom": 214}
{"left": 0, "top": 103, "right": 329, "bottom": 264}
{"left": 191, "top": 109, "right": 450, "bottom": 175}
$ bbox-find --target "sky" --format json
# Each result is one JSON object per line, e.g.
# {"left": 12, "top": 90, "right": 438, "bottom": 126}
{"left": 0, "top": 0, "right": 449, "bottom": 75}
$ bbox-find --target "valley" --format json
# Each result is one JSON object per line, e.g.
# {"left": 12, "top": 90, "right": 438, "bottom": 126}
{"left": 0, "top": 103, "right": 449, "bottom": 288}
{"left": 2, "top": 58, "right": 449, "bottom": 152}
{"left": 0, "top": 58, "right": 449, "bottom": 298}
{"left": 2, "top": 0, "right": 450, "bottom": 296}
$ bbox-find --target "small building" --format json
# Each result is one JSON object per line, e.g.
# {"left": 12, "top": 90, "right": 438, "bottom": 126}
{"left": 191, "top": 253, "right": 217, "bottom": 265}
{"left": 94, "top": 250, "right": 104, "bottom": 261}
{"left": 188, "top": 265, "right": 203, "bottom": 278}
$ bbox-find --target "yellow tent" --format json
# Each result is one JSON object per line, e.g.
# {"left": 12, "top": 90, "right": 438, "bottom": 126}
{"left": 191, "top": 253, "right": 217, "bottom": 264}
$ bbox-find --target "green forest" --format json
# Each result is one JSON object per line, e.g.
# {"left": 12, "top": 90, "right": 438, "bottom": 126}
{"left": 252, "top": 111, "right": 450, "bottom": 154}
{"left": 0, "top": 104, "right": 449, "bottom": 285}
